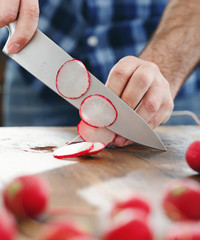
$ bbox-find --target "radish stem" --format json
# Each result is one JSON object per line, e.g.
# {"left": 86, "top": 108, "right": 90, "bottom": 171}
{"left": 171, "top": 111, "right": 200, "bottom": 126}
{"left": 66, "top": 135, "right": 81, "bottom": 145}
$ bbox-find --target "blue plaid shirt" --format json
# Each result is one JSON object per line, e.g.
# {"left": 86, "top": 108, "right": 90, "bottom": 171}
{"left": 1, "top": 0, "right": 200, "bottom": 97}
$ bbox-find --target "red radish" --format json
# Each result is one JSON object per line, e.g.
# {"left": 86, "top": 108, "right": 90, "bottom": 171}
{"left": 162, "top": 178, "right": 200, "bottom": 221}
{"left": 185, "top": 140, "right": 200, "bottom": 173}
{"left": 56, "top": 59, "right": 90, "bottom": 99}
{"left": 87, "top": 142, "right": 106, "bottom": 155}
{"left": 80, "top": 94, "right": 118, "bottom": 128}
{"left": 164, "top": 222, "right": 200, "bottom": 240}
{"left": 110, "top": 194, "right": 151, "bottom": 218}
{"left": 39, "top": 220, "right": 91, "bottom": 240}
{"left": 78, "top": 120, "right": 116, "bottom": 146}
{"left": 53, "top": 142, "right": 94, "bottom": 159}
{"left": 0, "top": 208, "right": 18, "bottom": 240}
{"left": 3, "top": 175, "right": 49, "bottom": 219}
{"left": 70, "top": 237, "right": 97, "bottom": 240}
{"left": 102, "top": 209, "right": 153, "bottom": 240}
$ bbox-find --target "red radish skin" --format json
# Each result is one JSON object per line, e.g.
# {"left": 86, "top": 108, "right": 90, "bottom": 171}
{"left": 164, "top": 222, "right": 200, "bottom": 240}
{"left": 53, "top": 142, "right": 94, "bottom": 159}
{"left": 0, "top": 208, "right": 18, "bottom": 240}
{"left": 78, "top": 120, "right": 116, "bottom": 146}
{"left": 56, "top": 59, "right": 90, "bottom": 99}
{"left": 185, "top": 140, "right": 200, "bottom": 173}
{"left": 80, "top": 94, "right": 118, "bottom": 128}
{"left": 110, "top": 194, "right": 151, "bottom": 218}
{"left": 70, "top": 237, "right": 97, "bottom": 240}
{"left": 39, "top": 221, "right": 91, "bottom": 240}
{"left": 87, "top": 142, "right": 105, "bottom": 155}
{"left": 3, "top": 175, "right": 49, "bottom": 219}
{"left": 102, "top": 210, "right": 153, "bottom": 240}
{"left": 162, "top": 179, "right": 200, "bottom": 221}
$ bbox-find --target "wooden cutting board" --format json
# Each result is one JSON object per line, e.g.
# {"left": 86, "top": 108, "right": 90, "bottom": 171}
{"left": 0, "top": 126, "right": 199, "bottom": 240}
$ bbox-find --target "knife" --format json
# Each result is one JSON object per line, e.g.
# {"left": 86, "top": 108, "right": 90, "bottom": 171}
{"left": 2, "top": 22, "right": 166, "bottom": 150}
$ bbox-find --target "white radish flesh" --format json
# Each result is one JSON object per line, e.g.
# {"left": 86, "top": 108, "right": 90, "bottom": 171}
{"left": 53, "top": 142, "right": 94, "bottom": 159}
{"left": 78, "top": 120, "right": 116, "bottom": 146}
{"left": 87, "top": 142, "right": 105, "bottom": 155}
{"left": 80, "top": 94, "right": 117, "bottom": 127}
{"left": 56, "top": 59, "right": 90, "bottom": 99}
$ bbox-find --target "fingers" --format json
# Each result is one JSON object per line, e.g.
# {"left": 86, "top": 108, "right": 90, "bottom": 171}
{"left": 113, "top": 135, "right": 133, "bottom": 147}
{"left": 3, "top": 0, "right": 40, "bottom": 54}
{"left": 120, "top": 63, "right": 155, "bottom": 109}
{"left": 106, "top": 56, "right": 143, "bottom": 97}
{"left": 0, "top": 0, "right": 20, "bottom": 28}
{"left": 106, "top": 56, "right": 174, "bottom": 147}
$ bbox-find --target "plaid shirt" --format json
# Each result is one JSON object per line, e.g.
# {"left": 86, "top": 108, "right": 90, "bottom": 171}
{"left": 1, "top": 0, "right": 199, "bottom": 98}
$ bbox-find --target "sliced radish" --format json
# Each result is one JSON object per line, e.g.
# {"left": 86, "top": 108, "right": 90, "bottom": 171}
{"left": 53, "top": 142, "right": 94, "bottom": 159}
{"left": 80, "top": 94, "right": 118, "bottom": 127}
{"left": 78, "top": 120, "right": 116, "bottom": 146}
{"left": 56, "top": 59, "right": 90, "bottom": 99}
{"left": 87, "top": 142, "right": 105, "bottom": 155}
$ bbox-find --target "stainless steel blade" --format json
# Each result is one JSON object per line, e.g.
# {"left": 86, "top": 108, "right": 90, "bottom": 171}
{"left": 2, "top": 22, "right": 166, "bottom": 150}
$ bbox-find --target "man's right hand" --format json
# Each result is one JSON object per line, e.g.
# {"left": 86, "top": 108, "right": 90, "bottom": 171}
{"left": 0, "top": 0, "right": 39, "bottom": 54}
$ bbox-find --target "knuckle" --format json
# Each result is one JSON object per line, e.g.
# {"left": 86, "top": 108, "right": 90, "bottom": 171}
{"left": 136, "top": 72, "right": 150, "bottom": 88}
{"left": 144, "top": 99, "right": 159, "bottom": 113}
{"left": 112, "top": 66, "right": 127, "bottom": 80}
{"left": 2, "top": 10, "right": 17, "bottom": 23}
{"left": 147, "top": 62, "right": 160, "bottom": 72}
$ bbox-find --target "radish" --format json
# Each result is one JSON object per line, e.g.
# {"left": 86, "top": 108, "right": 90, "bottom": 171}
{"left": 87, "top": 142, "right": 106, "bottom": 155}
{"left": 0, "top": 208, "right": 18, "bottom": 240}
{"left": 77, "top": 120, "right": 116, "bottom": 146}
{"left": 56, "top": 59, "right": 90, "bottom": 99}
{"left": 53, "top": 142, "right": 94, "bottom": 159}
{"left": 185, "top": 140, "right": 200, "bottom": 173}
{"left": 110, "top": 194, "right": 151, "bottom": 218}
{"left": 3, "top": 175, "right": 49, "bottom": 219}
{"left": 79, "top": 94, "right": 118, "bottom": 128}
{"left": 162, "top": 178, "right": 200, "bottom": 221}
{"left": 39, "top": 220, "right": 93, "bottom": 240}
{"left": 102, "top": 209, "right": 153, "bottom": 240}
{"left": 164, "top": 222, "right": 200, "bottom": 240}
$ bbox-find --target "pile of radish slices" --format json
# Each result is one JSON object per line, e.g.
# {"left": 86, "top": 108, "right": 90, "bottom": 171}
{"left": 54, "top": 59, "right": 118, "bottom": 159}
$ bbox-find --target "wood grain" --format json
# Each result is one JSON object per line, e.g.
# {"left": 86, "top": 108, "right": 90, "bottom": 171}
{"left": 0, "top": 126, "right": 199, "bottom": 239}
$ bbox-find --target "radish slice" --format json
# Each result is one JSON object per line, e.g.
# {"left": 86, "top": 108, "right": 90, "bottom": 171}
{"left": 78, "top": 120, "right": 116, "bottom": 146}
{"left": 53, "top": 142, "right": 94, "bottom": 159}
{"left": 87, "top": 142, "right": 105, "bottom": 155}
{"left": 56, "top": 59, "right": 90, "bottom": 99}
{"left": 80, "top": 94, "right": 118, "bottom": 127}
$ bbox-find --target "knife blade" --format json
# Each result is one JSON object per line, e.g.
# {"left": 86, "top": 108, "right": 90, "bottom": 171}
{"left": 2, "top": 22, "right": 166, "bottom": 150}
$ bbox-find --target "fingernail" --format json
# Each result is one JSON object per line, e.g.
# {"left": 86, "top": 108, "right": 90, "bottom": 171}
{"left": 7, "top": 43, "right": 21, "bottom": 54}
{"left": 114, "top": 136, "right": 126, "bottom": 147}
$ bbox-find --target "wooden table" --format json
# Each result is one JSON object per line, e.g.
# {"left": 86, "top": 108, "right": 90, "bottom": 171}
{"left": 0, "top": 126, "right": 199, "bottom": 240}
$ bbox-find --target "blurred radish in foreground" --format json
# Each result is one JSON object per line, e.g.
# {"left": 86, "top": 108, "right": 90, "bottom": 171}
{"left": 0, "top": 208, "right": 18, "bottom": 240}
{"left": 3, "top": 175, "right": 50, "bottom": 219}
{"left": 162, "top": 178, "right": 200, "bottom": 221}
{"left": 164, "top": 222, "right": 200, "bottom": 240}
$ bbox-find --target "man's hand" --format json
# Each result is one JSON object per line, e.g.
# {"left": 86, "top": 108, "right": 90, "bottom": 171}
{"left": 106, "top": 56, "right": 174, "bottom": 147}
{"left": 0, "top": 0, "right": 39, "bottom": 54}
